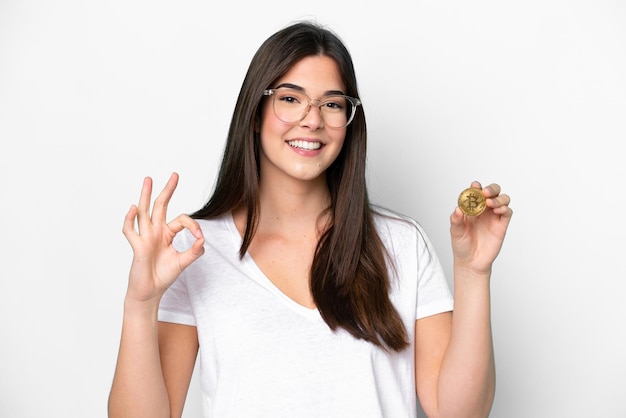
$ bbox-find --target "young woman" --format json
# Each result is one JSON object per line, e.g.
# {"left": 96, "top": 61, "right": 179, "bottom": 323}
{"left": 108, "top": 21, "right": 512, "bottom": 418}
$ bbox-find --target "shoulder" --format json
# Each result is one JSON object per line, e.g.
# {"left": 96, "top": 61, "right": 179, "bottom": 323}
{"left": 372, "top": 205, "right": 428, "bottom": 242}
{"left": 372, "top": 206, "right": 441, "bottom": 266}
{"left": 173, "top": 213, "right": 233, "bottom": 250}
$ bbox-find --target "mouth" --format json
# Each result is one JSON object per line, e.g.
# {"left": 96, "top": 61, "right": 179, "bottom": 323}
{"left": 286, "top": 139, "right": 322, "bottom": 150}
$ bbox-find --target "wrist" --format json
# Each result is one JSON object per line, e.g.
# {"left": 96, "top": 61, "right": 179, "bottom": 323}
{"left": 123, "top": 296, "right": 162, "bottom": 320}
{"left": 453, "top": 262, "right": 492, "bottom": 293}
{"left": 453, "top": 257, "right": 493, "bottom": 278}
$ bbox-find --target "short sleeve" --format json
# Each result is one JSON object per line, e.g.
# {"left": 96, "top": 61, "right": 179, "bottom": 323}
{"left": 413, "top": 222, "right": 454, "bottom": 320}
{"left": 158, "top": 274, "right": 196, "bottom": 326}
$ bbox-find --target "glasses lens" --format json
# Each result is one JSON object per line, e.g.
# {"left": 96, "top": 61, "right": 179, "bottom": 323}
{"left": 271, "top": 88, "right": 354, "bottom": 128}
{"left": 272, "top": 89, "right": 307, "bottom": 124}
{"left": 320, "top": 96, "right": 351, "bottom": 128}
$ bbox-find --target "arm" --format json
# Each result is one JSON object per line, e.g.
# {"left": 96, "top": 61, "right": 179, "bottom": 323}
{"left": 108, "top": 173, "right": 205, "bottom": 418}
{"left": 159, "top": 322, "right": 200, "bottom": 417}
{"left": 415, "top": 182, "right": 512, "bottom": 418}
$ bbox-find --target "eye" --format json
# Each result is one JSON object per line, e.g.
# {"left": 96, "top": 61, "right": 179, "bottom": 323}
{"left": 322, "top": 97, "right": 346, "bottom": 112}
{"left": 276, "top": 90, "right": 304, "bottom": 105}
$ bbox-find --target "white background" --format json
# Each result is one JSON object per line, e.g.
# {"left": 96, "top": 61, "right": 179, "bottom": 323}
{"left": 1, "top": 1, "right": 625, "bottom": 417}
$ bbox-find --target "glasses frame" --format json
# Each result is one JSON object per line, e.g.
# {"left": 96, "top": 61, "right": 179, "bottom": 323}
{"left": 262, "top": 88, "right": 362, "bottom": 128}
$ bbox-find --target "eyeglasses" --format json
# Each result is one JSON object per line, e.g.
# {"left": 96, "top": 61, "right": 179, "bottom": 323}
{"left": 263, "top": 87, "right": 361, "bottom": 128}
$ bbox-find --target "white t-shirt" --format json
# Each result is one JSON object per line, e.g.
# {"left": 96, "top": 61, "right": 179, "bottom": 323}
{"left": 158, "top": 210, "right": 453, "bottom": 418}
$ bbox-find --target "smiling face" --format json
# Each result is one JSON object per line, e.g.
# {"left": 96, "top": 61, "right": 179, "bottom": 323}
{"left": 258, "top": 55, "right": 347, "bottom": 186}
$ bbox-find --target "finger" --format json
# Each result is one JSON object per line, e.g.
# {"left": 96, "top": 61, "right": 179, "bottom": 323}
{"left": 493, "top": 204, "right": 514, "bottom": 218}
{"left": 481, "top": 183, "right": 501, "bottom": 198}
{"left": 470, "top": 180, "right": 482, "bottom": 190}
{"left": 168, "top": 214, "right": 205, "bottom": 270}
{"left": 152, "top": 172, "right": 179, "bottom": 223}
{"left": 122, "top": 204, "right": 140, "bottom": 245}
{"left": 167, "top": 214, "right": 204, "bottom": 239}
{"left": 487, "top": 192, "right": 511, "bottom": 209}
{"left": 449, "top": 206, "right": 466, "bottom": 237}
{"left": 136, "top": 177, "right": 153, "bottom": 232}
{"left": 178, "top": 236, "right": 206, "bottom": 269}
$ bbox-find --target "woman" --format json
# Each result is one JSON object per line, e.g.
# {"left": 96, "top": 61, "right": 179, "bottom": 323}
{"left": 109, "top": 21, "right": 512, "bottom": 418}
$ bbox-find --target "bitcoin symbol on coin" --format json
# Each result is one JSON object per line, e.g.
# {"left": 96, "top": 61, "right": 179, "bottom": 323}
{"left": 458, "top": 187, "right": 486, "bottom": 216}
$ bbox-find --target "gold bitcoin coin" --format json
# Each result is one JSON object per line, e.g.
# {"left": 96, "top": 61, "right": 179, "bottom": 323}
{"left": 458, "top": 187, "right": 486, "bottom": 216}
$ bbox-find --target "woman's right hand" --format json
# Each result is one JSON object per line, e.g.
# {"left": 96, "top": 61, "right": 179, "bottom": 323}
{"left": 122, "top": 172, "right": 205, "bottom": 304}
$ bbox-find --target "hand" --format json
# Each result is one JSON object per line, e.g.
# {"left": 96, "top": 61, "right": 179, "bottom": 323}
{"left": 450, "top": 181, "right": 513, "bottom": 275}
{"left": 122, "top": 172, "right": 205, "bottom": 303}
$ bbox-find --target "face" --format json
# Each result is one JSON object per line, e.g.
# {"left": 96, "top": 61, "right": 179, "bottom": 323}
{"left": 258, "top": 55, "right": 347, "bottom": 185}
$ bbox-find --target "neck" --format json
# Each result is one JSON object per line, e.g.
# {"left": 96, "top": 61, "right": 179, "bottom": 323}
{"left": 232, "top": 173, "right": 331, "bottom": 241}
{"left": 257, "top": 174, "right": 330, "bottom": 227}
{"left": 259, "top": 172, "right": 330, "bottom": 211}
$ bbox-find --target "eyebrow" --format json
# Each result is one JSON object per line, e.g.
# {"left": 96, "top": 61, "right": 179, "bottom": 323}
{"left": 274, "top": 83, "right": 345, "bottom": 96}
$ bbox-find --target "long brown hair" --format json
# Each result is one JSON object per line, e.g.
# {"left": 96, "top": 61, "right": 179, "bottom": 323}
{"left": 192, "top": 21, "right": 408, "bottom": 351}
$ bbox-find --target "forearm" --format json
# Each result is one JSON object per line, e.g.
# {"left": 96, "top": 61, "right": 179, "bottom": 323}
{"left": 436, "top": 266, "right": 496, "bottom": 418}
{"left": 108, "top": 299, "right": 170, "bottom": 418}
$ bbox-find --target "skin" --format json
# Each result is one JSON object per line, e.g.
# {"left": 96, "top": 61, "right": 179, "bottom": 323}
{"left": 416, "top": 181, "right": 512, "bottom": 418}
{"left": 108, "top": 55, "right": 513, "bottom": 418}
{"left": 235, "top": 55, "right": 348, "bottom": 309}
{"left": 108, "top": 173, "right": 204, "bottom": 418}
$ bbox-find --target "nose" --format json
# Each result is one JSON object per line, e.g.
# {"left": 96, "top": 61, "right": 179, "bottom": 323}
{"left": 299, "top": 100, "right": 324, "bottom": 130}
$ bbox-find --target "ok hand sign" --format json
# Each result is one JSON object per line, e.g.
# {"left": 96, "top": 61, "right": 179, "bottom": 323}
{"left": 122, "top": 173, "right": 205, "bottom": 304}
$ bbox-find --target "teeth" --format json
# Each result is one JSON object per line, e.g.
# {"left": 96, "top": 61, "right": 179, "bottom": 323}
{"left": 288, "top": 140, "right": 321, "bottom": 150}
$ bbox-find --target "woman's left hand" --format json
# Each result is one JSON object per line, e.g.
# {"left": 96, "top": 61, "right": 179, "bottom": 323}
{"left": 450, "top": 181, "right": 513, "bottom": 274}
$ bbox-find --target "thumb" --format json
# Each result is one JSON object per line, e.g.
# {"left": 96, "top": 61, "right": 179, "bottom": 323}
{"left": 449, "top": 207, "right": 467, "bottom": 239}
{"left": 177, "top": 236, "right": 205, "bottom": 271}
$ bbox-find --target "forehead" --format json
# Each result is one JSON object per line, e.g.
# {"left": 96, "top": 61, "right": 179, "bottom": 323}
{"left": 274, "top": 55, "right": 345, "bottom": 94}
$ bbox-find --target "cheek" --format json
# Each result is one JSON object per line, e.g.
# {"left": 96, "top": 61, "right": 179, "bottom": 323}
{"left": 330, "top": 130, "right": 347, "bottom": 150}
{"left": 259, "top": 102, "right": 284, "bottom": 137}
